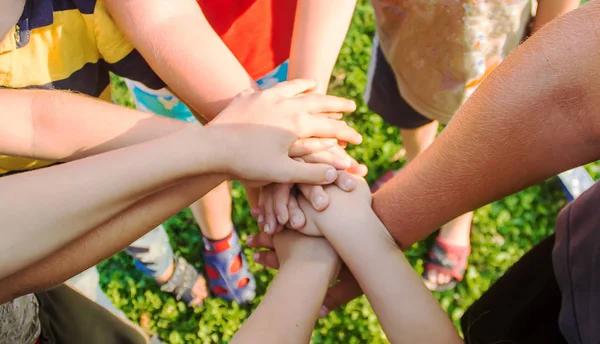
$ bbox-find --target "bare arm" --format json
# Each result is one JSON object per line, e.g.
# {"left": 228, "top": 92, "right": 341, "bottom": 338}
{"left": 104, "top": 0, "right": 258, "bottom": 120}
{"left": 373, "top": 1, "right": 600, "bottom": 249}
{"left": 0, "top": 174, "right": 224, "bottom": 304}
{"left": 231, "top": 233, "right": 339, "bottom": 344}
{"left": 0, "top": 89, "right": 187, "bottom": 161}
{"left": 532, "top": 0, "right": 580, "bottom": 32}
{"left": 300, "top": 183, "right": 461, "bottom": 344}
{"left": 288, "top": 0, "right": 357, "bottom": 93}
{"left": 0, "top": 123, "right": 221, "bottom": 279}
{"left": 0, "top": 80, "right": 360, "bottom": 286}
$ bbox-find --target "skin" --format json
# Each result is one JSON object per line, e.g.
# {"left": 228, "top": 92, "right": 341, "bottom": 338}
{"left": 0, "top": 80, "right": 362, "bottom": 301}
{"left": 251, "top": 0, "right": 600, "bottom": 313}
{"left": 247, "top": 181, "right": 461, "bottom": 343}
{"left": 103, "top": 0, "right": 362, "bottom": 211}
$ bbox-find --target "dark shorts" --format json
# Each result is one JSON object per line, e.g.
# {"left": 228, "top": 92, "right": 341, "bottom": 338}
{"left": 37, "top": 284, "right": 150, "bottom": 344}
{"left": 462, "top": 180, "right": 600, "bottom": 344}
{"left": 364, "top": 41, "right": 434, "bottom": 130}
{"left": 461, "top": 234, "right": 566, "bottom": 344}
{"left": 553, "top": 181, "right": 600, "bottom": 344}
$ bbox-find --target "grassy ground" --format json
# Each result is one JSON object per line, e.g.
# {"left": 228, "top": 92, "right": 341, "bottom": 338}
{"left": 106, "top": 1, "right": 597, "bottom": 343}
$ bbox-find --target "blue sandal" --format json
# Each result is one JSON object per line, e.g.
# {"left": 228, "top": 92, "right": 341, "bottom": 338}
{"left": 202, "top": 230, "right": 256, "bottom": 304}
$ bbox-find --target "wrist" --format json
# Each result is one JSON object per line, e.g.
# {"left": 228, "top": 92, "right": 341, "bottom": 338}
{"left": 281, "top": 258, "right": 340, "bottom": 283}
{"left": 192, "top": 125, "right": 232, "bottom": 174}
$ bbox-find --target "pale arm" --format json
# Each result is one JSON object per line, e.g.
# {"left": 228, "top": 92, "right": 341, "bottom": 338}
{"left": 0, "top": 89, "right": 187, "bottom": 161}
{"left": 305, "top": 186, "right": 461, "bottom": 343}
{"left": 0, "top": 174, "right": 225, "bottom": 303}
{"left": 104, "top": 0, "right": 258, "bottom": 120}
{"left": 230, "top": 259, "right": 335, "bottom": 344}
{"left": 532, "top": 0, "right": 580, "bottom": 32}
{"left": 373, "top": 1, "right": 600, "bottom": 249}
{"left": 288, "top": 0, "right": 357, "bottom": 93}
{"left": 0, "top": 123, "right": 221, "bottom": 279}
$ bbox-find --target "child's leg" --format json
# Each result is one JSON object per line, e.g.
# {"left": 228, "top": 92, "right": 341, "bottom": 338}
{"left": 189, "top": 182, "right": 233, "bottom": 241}
{"left": 126, "top": 225, "right": 208, "bottom": 306}
{"left": 365, "top": 38, "right": 472, "bottom": 291}
{"left": 400, "top": 122, "right": 439, "bottom": 162}
{"left": 121, "top": 78, "right": 255, "bottom": 303}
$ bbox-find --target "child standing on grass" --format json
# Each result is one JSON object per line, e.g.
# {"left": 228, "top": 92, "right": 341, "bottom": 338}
{"left": 365, "top": 0, "right": 579, "bottom": 291}
{"left": 103, "top": 0, "right": 362, "bottom": 304}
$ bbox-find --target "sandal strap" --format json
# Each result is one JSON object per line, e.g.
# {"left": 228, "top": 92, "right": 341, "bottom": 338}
{"left": 160, "top": 256, "right": 199, "bottom": 306}
{"left": 202, "top": 230, "right": 256, "bottom": 303}
{"left": 426, "top": 238, "right": 470, "bottom": 281}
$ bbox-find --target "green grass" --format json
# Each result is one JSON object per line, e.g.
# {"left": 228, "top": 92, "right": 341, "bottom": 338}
{"left": 105, "top": 1, "right": 597, "bottom": 342}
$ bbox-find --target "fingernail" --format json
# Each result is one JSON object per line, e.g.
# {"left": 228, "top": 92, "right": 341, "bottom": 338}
{"left": 257, "top": 214, "right": 264, "bottom": 224}
{"left": 344, "top": 177, "right": 355, "bottom": 190}
{"left": 277, "top": 215, "right": 286, "bottom": 225}
{"left": 325, "top": 169, "right": 336, "bottom": 183}
{"left": 251, "top": 208, "right": 260, "bottom": 217}
{"left": 291, "top": 215, "right": 302, "bottom": 228}
{"left": 264, "top": 224, "right": 272, "bottom": 235}
{"left": 253, "top": 252, "right": 260, "bottom": 262}
{"left": 314, "top": 196, "right": 325, "bottom": 209}
{"left": 318, "top": 305, "right": 330, "bottom": 318}
{"left": 246, "top": 235, "right": 254, "bottom": 245}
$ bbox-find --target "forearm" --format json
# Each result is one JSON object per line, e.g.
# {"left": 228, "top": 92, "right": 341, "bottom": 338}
{"left": 532, "top": 0, "right": 580, "bottom": 32}
{"left": 373, "top": 2, "right": 600, "bottom": 249}
{"left": 231, "top": 262, "right": 333, "bottom": 344}
{"left": 105, "top": 0, "right": 259, "bottom": 120}
{"left": 288, "top": 0, "right": 356, "bottom": 94}
{"left": 319, "top": 203, "right": 460, "bottom": 343}
{"left": 0, "top": 89, "right": 187, "bottom": 161}
{"left": 0, "top": 174, "right": 225, "bottom": 303}
{"left": 0, "top": 125, "right": 222, "bottom": 278}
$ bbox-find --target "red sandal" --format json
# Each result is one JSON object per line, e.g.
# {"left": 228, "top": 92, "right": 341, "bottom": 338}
{"left": 423, "top": 237, "right": 471, "bottom": 292}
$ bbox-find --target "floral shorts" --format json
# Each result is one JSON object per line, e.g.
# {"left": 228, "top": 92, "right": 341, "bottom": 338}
{"left": 121, "top": 61, "right": 289, "bottom": 123}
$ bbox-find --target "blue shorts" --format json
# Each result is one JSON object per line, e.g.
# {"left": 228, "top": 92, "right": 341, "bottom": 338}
{"left": 121, "top": 61, "right": 289, "bottom": 123}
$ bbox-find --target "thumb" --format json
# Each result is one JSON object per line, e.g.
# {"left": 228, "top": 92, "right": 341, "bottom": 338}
{"left": 276, "top": 158, "right": 338, "bottom": 185}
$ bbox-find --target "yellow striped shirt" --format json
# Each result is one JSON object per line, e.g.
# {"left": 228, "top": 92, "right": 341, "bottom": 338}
{"left": 0, "top": 0, "right": 165, "bottom": 174}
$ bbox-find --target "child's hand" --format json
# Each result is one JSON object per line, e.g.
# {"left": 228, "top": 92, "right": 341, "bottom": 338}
{"left": 273, "top": 231, "right": 340, "bottom": 283}
{"left": 207, "top": 79, "right": 362, "bottom": 185}
{"left": 257, "top": 170, "right": 359, "bottom": 234}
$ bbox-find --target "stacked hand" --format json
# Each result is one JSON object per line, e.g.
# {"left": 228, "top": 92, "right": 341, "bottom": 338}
{"left": 206, "top": 79, "right": 363, "bottom": 185}
{"left": 248, "top": 176, "right": 374, "bottom": 317}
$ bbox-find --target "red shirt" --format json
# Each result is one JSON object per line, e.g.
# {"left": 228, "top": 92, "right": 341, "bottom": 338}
{"left": 197, "top": 0, "right": 297, "bottom": 80}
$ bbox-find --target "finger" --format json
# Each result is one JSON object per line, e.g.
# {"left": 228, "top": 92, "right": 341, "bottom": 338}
{"left": 318, "top": 112, "right": 343, "bottom": 120}
{"left": 252, "top": 250, "right": 280, "bottom": 269}
{"left": 287, "top": 196, "right": 306, "bottom": 229}
{"left": 245, "top": 186, "right": 261, "bottom": 211}
{"left": 289, "top": 138, "right": 338, "bottom": 157}
{"left": 294, "top": 115, "right": 362, "bottom": 145}
{"left": 246, "top": 232, "right": 275, "bottom": 249}
{"left": 257, "top": 187, "right": 267, "bottom": 228}
{"left": 268, "top": 79, "right": 317, "bottom": 98}
{"left": 300, "top": 145, "right": 354, "bottom": 170}
{"left": 272, "top": 183, "right": 293, "bottom": 229}
{"left": 347, "top": 163, "right": 369, "bottom": 177}
{"left": 334, "top": 170, "right": 358, "bottom": 192}
{"left": 297, "top": 183, "right": 330, "bottom": 211}
{"left": 274, "top": 158, "right": 338, "bottom": 185}
{"left": 293, "top": 93, "right": 356, "bottom": 114}
{"left": 264, "top": 188, "right": 277, "bottom": 235}
{"left": 321, "top": 278, "right": 363, "bottom": 317}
